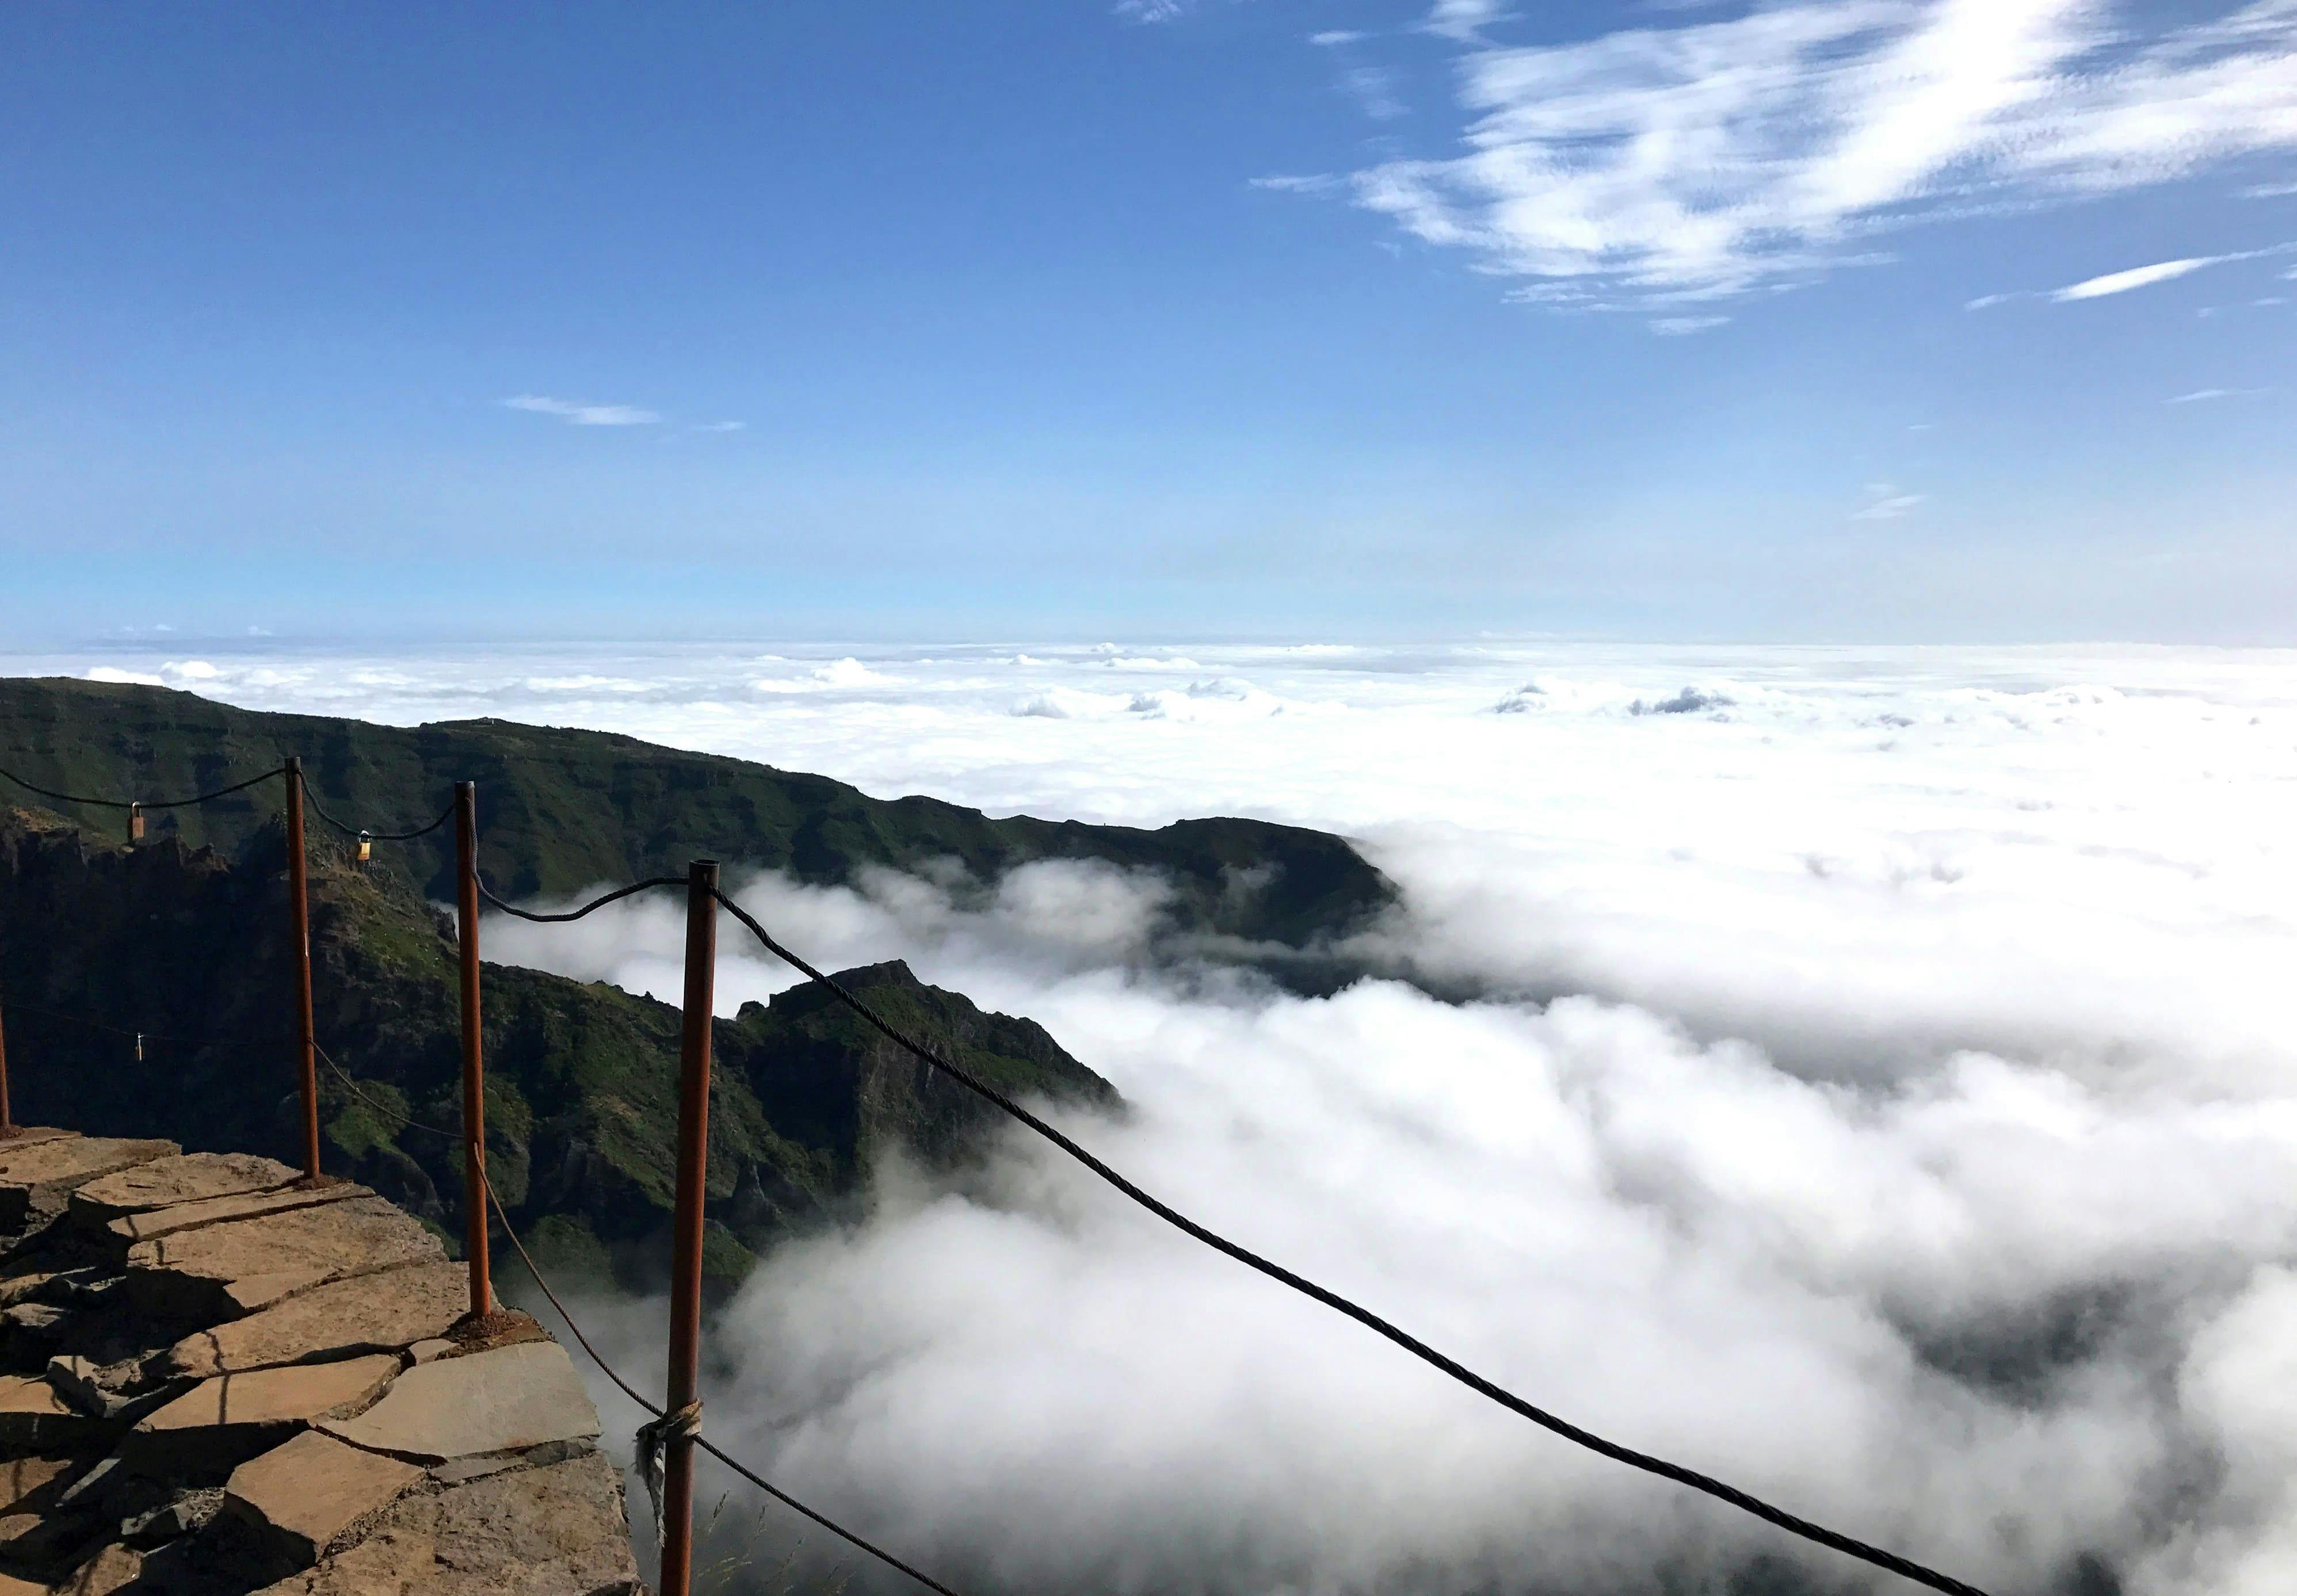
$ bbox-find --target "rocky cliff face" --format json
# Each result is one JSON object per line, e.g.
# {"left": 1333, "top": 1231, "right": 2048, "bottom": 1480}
{"left": 0, "top": 1131, "right": 639, "bottom": 1595}
{"left": 0, "top": 808, "right": 1119, "bottom": 1295}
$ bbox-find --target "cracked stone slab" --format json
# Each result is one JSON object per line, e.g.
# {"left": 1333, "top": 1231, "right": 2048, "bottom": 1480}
{"left": 249, "top": 1450, "right": 641, "bottom": 1596}
{"left": 0, "top": 1374, "right": 110, "bottom": 1454}
{"left": 0, "top": 1140, "right": 178, "bottom": 1229}
{"left": 56, "top": 1542, "right": 140, "bottom": 1595}
{"left": 106, "top": 1179, "right": 369, "bottom": 1247}
{"left": 0, "top": 1270, "right": 89, "bottom": 1311}
{"left": 319, "top": 1342, "right": 600, "bottom": 1465}
{"left": 124, "top": 1198, "right": 444, "bottom": 1322}
{"left": 68, "top": 1153, "right": 299, "bottom": 1225}
{"left": 223, "top": 1430, "right": 423, "bottom": 1571}
{"left": 0, "top": 1456, "right": 75, "bottom": 1515}
{"left": 166, "top": 1262, "right": 470, "bottom": 1381}
{"left": 127, "top": 1354, "right": 400, "bottom": 1477}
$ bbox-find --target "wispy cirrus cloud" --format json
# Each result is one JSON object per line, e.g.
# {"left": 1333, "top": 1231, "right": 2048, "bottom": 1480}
{"left": 1967, "top": 241, "right": 2297, "bottom": 307}
{"left": 2166, "top": 385, "right": 2272, "bottom": 402}
{"left": 1293, "top": 1, "right": 2297, "bottom": 308}
{"left": 2054, "top": 258, "right": 2224, "bottom": 299}
{"left": 1424, "top": 0, "right": 1506, "bottom": 42}
{"left": 1852, "top": 483, "right": 1926, "bottom": 520}
{"left": 500, "top": 395, "right": 662, "bottom": 427}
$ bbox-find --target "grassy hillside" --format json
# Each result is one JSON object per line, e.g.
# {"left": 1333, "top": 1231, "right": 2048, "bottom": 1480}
{"left": 0, "top": 807, "right": 1117, "bottom": 1293}
{"left": 0, "top": 677, "right": 1391, "bottom": 972}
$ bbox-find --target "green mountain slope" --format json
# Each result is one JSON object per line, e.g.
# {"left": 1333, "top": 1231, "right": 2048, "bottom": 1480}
{"left": 0, "top": 677, "right": 1391, "bottom": 971}
{"left": 0, "top": 807, "right": 1116, "bottom": 1293}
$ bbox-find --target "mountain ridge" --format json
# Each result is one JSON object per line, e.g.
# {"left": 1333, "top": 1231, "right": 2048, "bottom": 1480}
{"left": 0, "top": 677, "right": 1393, "bottom": 983}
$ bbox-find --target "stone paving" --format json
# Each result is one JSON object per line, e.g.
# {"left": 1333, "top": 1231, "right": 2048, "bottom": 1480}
{"left": 0, "top": 1131, "right": 641, "bottom": 1595}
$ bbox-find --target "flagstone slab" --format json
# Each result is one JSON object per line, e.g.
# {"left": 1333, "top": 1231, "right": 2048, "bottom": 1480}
{"left": 0, "top": 1375, "right": 108, "bottom": 1454}
{"left": 107, "top": 1179, "right": 368, "bottom": 1247}
{"left": 0, "top": 1140, "right": 177, "bottom": 1228}
{"left": 168, "top": 1262, "right": 470, "bottom": 1381}
{"left": 70, "top": 1152, "right": 299, "bottom": 1224}
{"left": 125, "top": 1198, "right": 443, "bottom": 1322}
{"left": 0, "top": 1457, "right": 70, "bottom": 1515}
{"left": 224, "top": 1430, "right": 423, "bottom": 1570}
{"left": 56, "top": 1542, "right": 139, "bottom": 1595}
{"left": 319, "top": 1342, "right": 598, "bottom": 1465}
{"left": 249, "top": 1450, "right": 639, "bottom": 1596}
{"left": 128, "top": 1354, "right": 400, "bottom": 1476}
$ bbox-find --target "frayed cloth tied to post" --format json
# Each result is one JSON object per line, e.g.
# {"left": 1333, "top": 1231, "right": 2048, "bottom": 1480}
{"left": 637, "top": 1399, "right": 704, "bottom": 1549}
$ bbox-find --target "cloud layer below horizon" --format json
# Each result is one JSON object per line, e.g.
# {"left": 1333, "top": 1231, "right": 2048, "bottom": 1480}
{"left": 29, "top": 639, "right": 2297, "bottom": 1593}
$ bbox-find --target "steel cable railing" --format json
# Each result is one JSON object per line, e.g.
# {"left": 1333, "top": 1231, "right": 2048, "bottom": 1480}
{"left": 0, "top": 766, "right": 2001, "bottom": 1596}
{"left": 0, "top": 763, "right": 284, "bottom": 811}
{"left": 307, "top": 1044, "right": 964, "bottom": 1596}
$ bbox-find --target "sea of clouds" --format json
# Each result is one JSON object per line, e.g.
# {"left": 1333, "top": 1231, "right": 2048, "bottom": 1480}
{"left": 19, "top": 640, "right": 2297, "bottom": 1595}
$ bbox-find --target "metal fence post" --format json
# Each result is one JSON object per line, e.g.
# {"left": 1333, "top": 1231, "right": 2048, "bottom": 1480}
{"left": 454, "top": 781, "right": 491, "bottom": 1322}
{"left": 661, "top": 858, "right": 719, "bottom": 1596}
{"left": 283, "top": 758, "right": 322, "bottom": 1185}
{"left": 0, "top": 998, "right": 13, "bottom": 1136}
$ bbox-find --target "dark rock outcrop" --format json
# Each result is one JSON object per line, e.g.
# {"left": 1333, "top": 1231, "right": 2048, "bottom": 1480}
{"left": 0, "top": 808, "right": 1119, "bottom": 1295}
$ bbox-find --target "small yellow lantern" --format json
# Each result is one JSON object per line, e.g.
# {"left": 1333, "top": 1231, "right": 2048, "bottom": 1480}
{"left": 128, "top": 803, "right": 145, "bottom": 844}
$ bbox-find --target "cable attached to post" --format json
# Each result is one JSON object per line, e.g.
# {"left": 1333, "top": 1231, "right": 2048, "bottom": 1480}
{"left": 302, "top": 789, "right": 455, "bottom": 844}
{"left": 475, "top": 876, "right": 686, "bottom": 923}
{"left": 0, "top": 763, "right": 285, "bottom": 811}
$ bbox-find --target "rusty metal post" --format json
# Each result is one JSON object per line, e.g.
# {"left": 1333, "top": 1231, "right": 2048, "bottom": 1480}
{"left": 453, "top": 782, "right": 490, "bottom": 1321}
{"left": 283, "top": 758, "right": 322, "bottom": 1184}
{"left": 660, "top": 858, "right": 719, "bottom": 1596}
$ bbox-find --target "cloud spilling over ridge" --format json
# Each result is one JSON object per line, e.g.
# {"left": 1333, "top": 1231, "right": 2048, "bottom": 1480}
{"left": 504, "top": 853, "right": 2297, "bottom": 1595}
{"left": 41, "top": 640, "right": 2297, "bottom": 1591}
{"left": 1308, "top": 0, "right": 2297, "bottom": 305}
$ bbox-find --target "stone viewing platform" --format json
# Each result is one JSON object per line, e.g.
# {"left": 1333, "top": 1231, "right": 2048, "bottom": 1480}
{"left": 0, "top": 1131, "right": 642, "bottom": 1595}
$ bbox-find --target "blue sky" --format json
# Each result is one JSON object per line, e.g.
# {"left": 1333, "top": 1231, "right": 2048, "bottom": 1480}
{"left": 3, "top": 1, "right": 2294, "bottom": 644}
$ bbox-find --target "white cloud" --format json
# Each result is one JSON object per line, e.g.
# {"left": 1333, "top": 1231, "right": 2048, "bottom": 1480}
{"left": 1971, "top": 240, "right": 2297, "bottom": 306}
{"left": 1425, "top": 0, "right": 1506, "bottom": 43}
{"left": 691, "top": 420, "right": 746, "bottom": 433}
{"left": 1853, "top": 483, "right": 1926, "bottom": 518}
{"left": 2054, "top": 257, "right": 2224, "bottom": 299}
{"left": 1342, "top": 66, "right": 1408, "bottom": 121}
{"left": 1310, "top": 29, "right": 1368, "bottom": 47}
{"left": 500, "top": 394, "right": 662, "bottom": 426}
{"left": 2167, "top": 385, "right": 2271, "bottom": 402}
{"left": 1113, "top": 0, "right": 1189, "bottom": 20}
{"left": 1650, "top": 314, "right": 1730, "bottom": 334}
{"left": 86, "top": 640, "right": 2297, "bottom": 1589}
{"left": 1336, "top": 1, "right": 2297, "bottom": 306}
